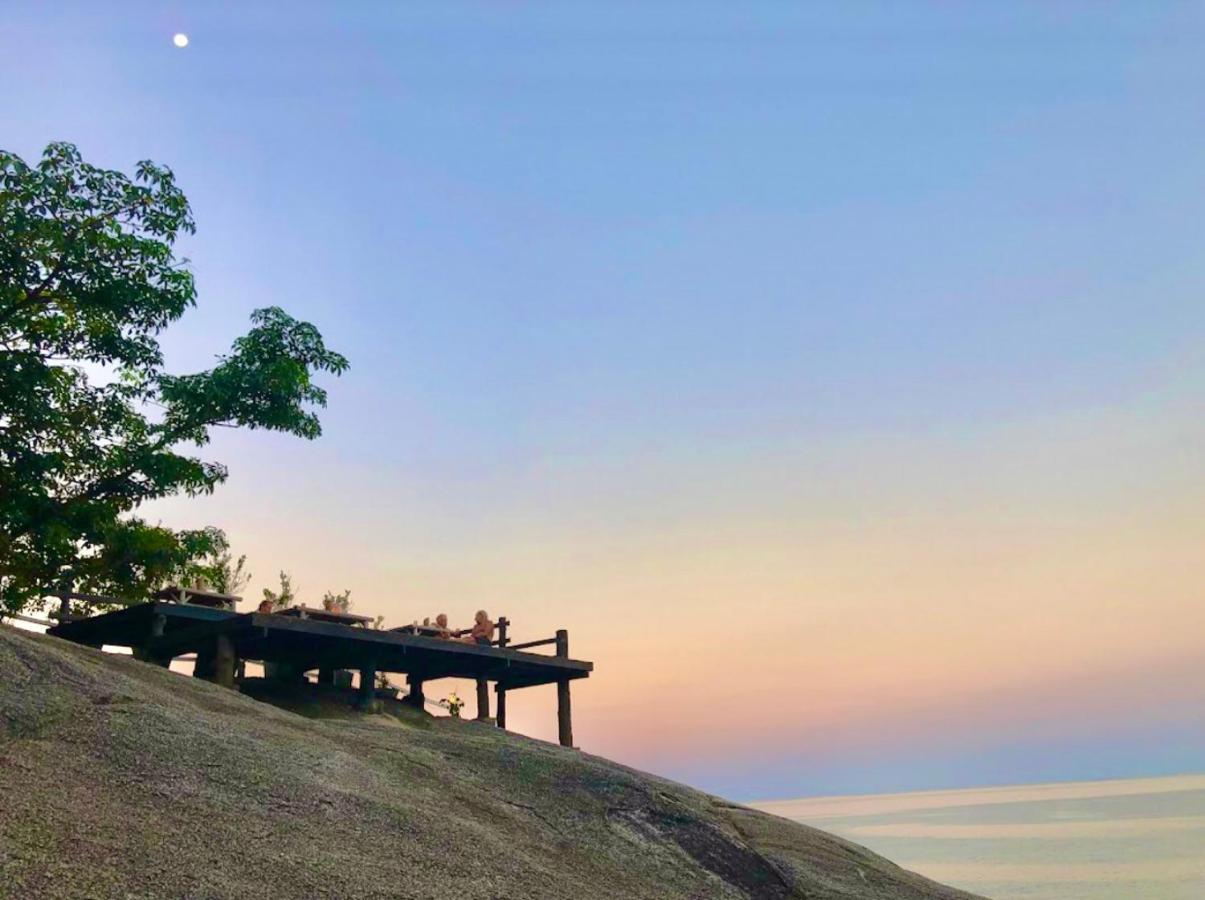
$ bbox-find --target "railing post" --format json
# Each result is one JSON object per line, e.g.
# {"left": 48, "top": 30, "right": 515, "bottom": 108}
{"left": 556, "top": 629, "right": 573, "bottom": 748}
{"left": 493, "top": 617, "right": 510, "bottom": 728}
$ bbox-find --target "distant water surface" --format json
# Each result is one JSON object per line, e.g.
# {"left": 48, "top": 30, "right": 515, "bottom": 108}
{"left": 753, "top": 774, "right": 1205, "bottom": 900}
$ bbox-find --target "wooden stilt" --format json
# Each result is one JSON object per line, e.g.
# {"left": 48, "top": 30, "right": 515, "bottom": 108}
{"left": 194, "top": 646, "right": 216, "bottom": 680}
{"left": 405, "top": 673, "right": 425, "bottom": 708}
{"left": 215, "top": 635, "right": 236, "bottom": 689}
{"left": 476, "top": 677, "right": 489, "bottom": 720}
{"left": 134, "top": 612, "right": 168, "bottom": 665}
{"left": 495, "top": 616, "right": 509, "bottom": 729}
{"left": 557, "top": 680, "right": 573, "bottom": 748}
{"left": 358, "top": 665, "right": 377, "bottom": 711}
{"left": 556, "top": 629, "right": 573, "bottom": 748}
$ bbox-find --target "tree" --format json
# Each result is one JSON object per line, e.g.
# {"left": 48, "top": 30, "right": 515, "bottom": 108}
{"left": 204, "top": 546, "right": 251, "bottom": 596}
{"left": 0, "top": 143, "right": 348, "bottom": 614}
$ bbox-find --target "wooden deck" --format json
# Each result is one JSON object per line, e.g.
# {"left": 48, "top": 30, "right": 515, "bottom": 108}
{"left": 49, "top": 602, "right": 591, "bottom": 746}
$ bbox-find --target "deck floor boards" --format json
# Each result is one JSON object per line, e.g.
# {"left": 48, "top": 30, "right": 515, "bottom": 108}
{"left": 49, "top": 603, "right": 591, "bottom": 690}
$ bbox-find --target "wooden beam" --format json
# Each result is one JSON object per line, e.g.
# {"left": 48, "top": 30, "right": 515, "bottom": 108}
{"left": 151, "top": 615, "right": 248, "bottom": 658}
{"left": 507, "top": 636, "right": 557, "bottom": 651}
{"left": 0, "top": 612, "right": 57, "bottom": 628}
{"left": 496, "top": 684, "right": 507, "bottom": 729}
{"left": 54, "top": 591, "right": 143, "bottom": 608}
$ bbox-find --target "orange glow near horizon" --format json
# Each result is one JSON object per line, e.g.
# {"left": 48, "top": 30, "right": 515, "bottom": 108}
{"left": 135, "top": 386, "right": 1205, "bottom": 795}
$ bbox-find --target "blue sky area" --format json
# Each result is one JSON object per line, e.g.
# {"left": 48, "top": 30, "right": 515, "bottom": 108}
{"left": 4, "top": 3, "right": 1203, "bottom": 799}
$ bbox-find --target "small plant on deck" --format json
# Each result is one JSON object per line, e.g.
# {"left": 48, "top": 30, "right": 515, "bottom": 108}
{"left": 321, "top": 589, "right": 351, "bottom": 614}
{"left": 261, "top": 572, "right": 297, "bottom": 610}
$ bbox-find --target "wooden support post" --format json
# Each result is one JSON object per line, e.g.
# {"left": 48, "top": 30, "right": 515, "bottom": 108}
{"left": 491, "top": 612, "right": 509, "bottom": 729}
{"left": 404, "top": 673, "right": 425, "bottom": 709}
{"left": 265, "top": 660, "right": 301, "bottom": 683}
{"left": 194, "top": 646, "right": 216, "bottom": 680}
{"left": 134, "top": 612, "right": 168, "bottom": 665}
{"left": 556, "top": 629, "right": 573, "bottom": 748}
{"left": 476, "top": 677, "right": 489, "bottom": 721}
{"left": 215, "top": 635, "right": 236, "bottom": 689}
{"left": 358, "top": 665, "right": 377, "bottom": 711}
{"left": 557, "top": 681, "right": 573, "bottom": 748}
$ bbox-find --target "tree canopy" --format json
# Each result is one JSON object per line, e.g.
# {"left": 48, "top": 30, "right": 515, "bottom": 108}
{"left": 0, "top": 142, "right": 348, "bottom": 614}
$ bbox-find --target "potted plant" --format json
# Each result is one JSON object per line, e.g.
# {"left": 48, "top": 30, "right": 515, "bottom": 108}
{"left": 322, "top": 589, "right": 351, "bottom": 614}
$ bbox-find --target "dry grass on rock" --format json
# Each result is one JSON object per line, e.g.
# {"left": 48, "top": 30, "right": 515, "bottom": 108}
{"left": 0, "top": 625, "right": 982, "bottom": 899}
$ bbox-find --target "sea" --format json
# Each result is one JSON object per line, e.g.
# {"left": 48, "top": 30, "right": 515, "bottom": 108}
{"left": 753, "top": 773, "right": 1205, "bottom": 900}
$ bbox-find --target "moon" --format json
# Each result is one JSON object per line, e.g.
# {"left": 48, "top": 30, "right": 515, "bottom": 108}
{"left": 172, "top": 33, "right": 189, "bottom": 48}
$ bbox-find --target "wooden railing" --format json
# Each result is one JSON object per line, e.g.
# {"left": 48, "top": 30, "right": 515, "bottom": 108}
{"left": 490, "top": 618, "right": 568, "bottom": 658}
{"left": 38, "top": 591, "right": 143, "bottom": 623}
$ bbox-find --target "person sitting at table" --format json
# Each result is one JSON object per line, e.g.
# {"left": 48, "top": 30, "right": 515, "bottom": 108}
{"left": 432, "top": 613, "right": 452, "bottom": 639}
{"left": 256, "top": 599, "right": 275, "bottom": 614}
{"left": 459, "top": 610, "right": 495, "bottom": 646}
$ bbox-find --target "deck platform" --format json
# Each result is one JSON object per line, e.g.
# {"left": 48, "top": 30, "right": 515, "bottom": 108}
{"left": 49, "top": 602, "right": 591, "bottom": 745}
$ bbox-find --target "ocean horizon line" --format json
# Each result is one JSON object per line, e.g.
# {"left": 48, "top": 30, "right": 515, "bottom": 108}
{"left": 752, "top": 771, "right": 1205, "bottom": 820}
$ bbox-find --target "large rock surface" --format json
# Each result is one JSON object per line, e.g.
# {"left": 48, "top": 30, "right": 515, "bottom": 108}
{"left": 0, "top": 625, "right": 982, "bottom": 899}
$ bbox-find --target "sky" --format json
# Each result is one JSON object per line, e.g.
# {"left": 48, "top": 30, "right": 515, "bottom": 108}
{"left": 3, "top": 2, "right": 1203, "bottom": 801}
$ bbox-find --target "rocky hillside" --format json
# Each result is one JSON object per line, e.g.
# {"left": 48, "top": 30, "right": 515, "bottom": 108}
{"left": 0, "top": 625, "right": 981, "bottom": 899}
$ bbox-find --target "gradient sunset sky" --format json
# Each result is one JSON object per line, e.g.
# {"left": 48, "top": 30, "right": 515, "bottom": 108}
{"left": 4, "top": 2, "right": 1203, "bottom": 800}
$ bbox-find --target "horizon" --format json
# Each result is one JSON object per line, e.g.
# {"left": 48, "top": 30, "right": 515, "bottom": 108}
{"left": 753, "top": 772, "right": 1205, "bottom": 899}
{"left": 753, "top": 770, "right": 1205, "bottom": 811}
{"left": 3, "top": 2, "right": 1203, "bottom": 802}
